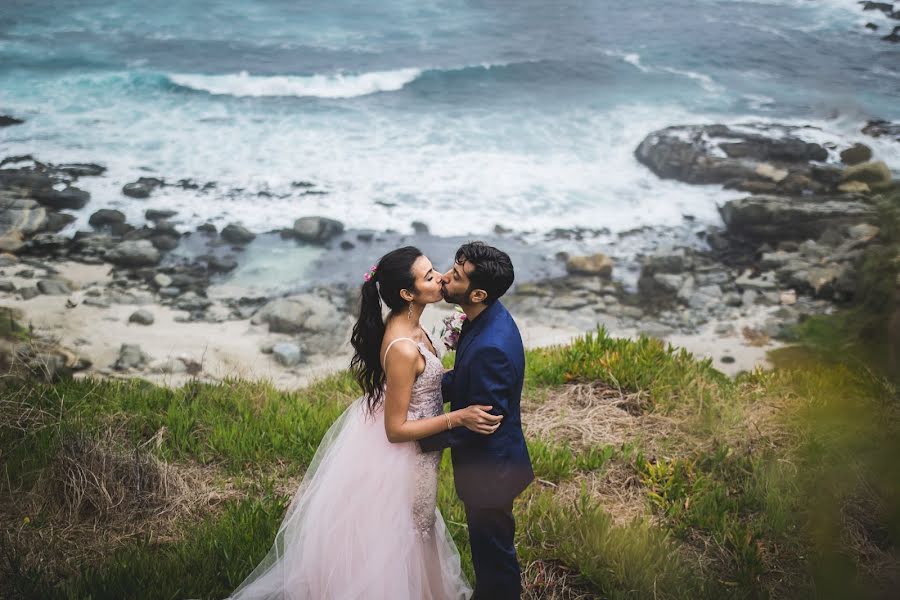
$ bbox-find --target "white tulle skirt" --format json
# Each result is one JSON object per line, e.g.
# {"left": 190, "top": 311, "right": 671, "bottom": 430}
{"left": 227, "top": 397, "right": 472, "bottom": 600}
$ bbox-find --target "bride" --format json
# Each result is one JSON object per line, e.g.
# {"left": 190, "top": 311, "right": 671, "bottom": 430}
{"left": 226, "top": 246, "right": 502, "bottom": 599}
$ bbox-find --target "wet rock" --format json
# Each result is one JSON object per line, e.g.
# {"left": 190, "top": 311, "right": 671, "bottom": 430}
{"left": 128, "top": 309, "right": 155, "bottom": 325}
{"left": 840, "top": 143, "right": 873, "bottom": 165}
{"left": 0, "top": 115, "right": 24, "bottom": 127}
{"left": 88, "top": 209, "right": 126, "bottom": 228}
{"left": 122, "top": 177, "right": 163, "bottom": 198}
{"left": 32, "top": 185, "right": 90, "bottom": 210}
{"left": 221, "top": 223, "right": 256, "bottom": 245}
{"left": 860, "top": 2, "right": 894, "bottom": 14}
{"left": 883, "top": 25, "right": 900, "bottom": 43}
{"left": 862, "top": 119, "right": 900, "bottom": 141}
{"left": 0, "top": 280, "right": 14, "bottom": 293}
{"left": 145, "top": 208, "right": 178, "bottom": 221}
{"left": 411, "top": 221, "right": 429, "bottom": 234}
{"left": 108, "top": 240, "right": 161, "bottom": 267}
{"left": 291, "top": 216, "right": 345, "bottom": 244}
{"left": 719, "top": 195, "right": 876, "bottom": 241}
{"left": 197, "top": 223, "right": 217, "bottom": 234}
{"left": 57, "top": 163, "right": 106, "bottom": 178}
{"left": 44, "top": 211, "right": 77, "bottom": 233}
{"left": 635, "top": 124, "right": 828, "bottom": 185}
{"left": 565, "top": 253, "right": 614, "bottom": 278}
{"left": 113, "top": 343, "right": 152, "bottom": 370}
{"left": 37, "top": 279, "right": 72, "bottom": 295}
{"left": 272, "top": 342, "right": 302, "bottom": 367}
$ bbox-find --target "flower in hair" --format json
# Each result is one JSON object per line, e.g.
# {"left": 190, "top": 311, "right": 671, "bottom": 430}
{"left": 363, "top": 265, "right": 378, "bottom": 282}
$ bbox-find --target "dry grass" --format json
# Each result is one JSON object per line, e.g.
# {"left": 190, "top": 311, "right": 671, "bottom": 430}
{"left": 552, "top": 463, "right": 649, "bottom": 527}
{"left": 521, "top": 560, "right": 600, "bottom": 600}
{"left": 522, "top": 382, "right": 681, "bottom": 454}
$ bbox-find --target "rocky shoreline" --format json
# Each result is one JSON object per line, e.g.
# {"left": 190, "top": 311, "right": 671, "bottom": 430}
{"left": 1, "top": 114, "right": 897, "bottom": 383}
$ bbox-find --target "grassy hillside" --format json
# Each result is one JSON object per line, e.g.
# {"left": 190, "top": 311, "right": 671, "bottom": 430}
{"left": 1, "top": 322, "right": 897, "bottom": 599}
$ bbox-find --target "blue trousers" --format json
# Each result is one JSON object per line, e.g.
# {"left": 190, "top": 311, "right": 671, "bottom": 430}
{"left": 465, "top": 503, "right": 521, "bottom": 600}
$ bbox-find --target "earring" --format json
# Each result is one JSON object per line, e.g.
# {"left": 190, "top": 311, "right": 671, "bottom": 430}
{"left": 407, "top": 302, "right": 413, "bottom": 320}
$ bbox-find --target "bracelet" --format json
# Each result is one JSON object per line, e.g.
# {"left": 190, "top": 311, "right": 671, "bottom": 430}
{"left": 444, "top": 412, "right": 452, "bottom": 430}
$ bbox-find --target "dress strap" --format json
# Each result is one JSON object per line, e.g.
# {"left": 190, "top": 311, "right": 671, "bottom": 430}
{"left": 382, "top": 337, "right": 419, "bottom": 367}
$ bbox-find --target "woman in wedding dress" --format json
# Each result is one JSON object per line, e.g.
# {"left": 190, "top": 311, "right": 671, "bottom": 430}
{"left": 226, "top": 246, "right": 502, "bottom": 600}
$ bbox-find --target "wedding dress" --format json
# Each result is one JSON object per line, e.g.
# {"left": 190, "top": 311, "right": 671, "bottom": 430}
{"left": 227, "top": 337, "right": 472, "bottom": 600}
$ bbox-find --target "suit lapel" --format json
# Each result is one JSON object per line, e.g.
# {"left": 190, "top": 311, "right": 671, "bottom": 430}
{"left": 455, "top": 301, "right": 502, "bottom": 363}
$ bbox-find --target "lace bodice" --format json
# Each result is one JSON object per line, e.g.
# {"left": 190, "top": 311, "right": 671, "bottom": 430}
{"left": 382, "top": 336, "right": 445, "bottom": 537}
{"left": 406, "top": 341, "right": 444, "bottom": 421}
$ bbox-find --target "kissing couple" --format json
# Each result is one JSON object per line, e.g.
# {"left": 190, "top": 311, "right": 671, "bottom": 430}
{"left": 226, "top": 242, "right": 534, "bottom": 599}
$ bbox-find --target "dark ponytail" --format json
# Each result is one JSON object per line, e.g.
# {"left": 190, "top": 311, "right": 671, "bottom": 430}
{"left": 350, "top": 246, "right": 423, "bottom": 412}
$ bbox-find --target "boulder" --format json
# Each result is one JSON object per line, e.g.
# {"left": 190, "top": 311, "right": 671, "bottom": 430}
{"left": 37, "top": 279, "right": 72, "bottom": 295}
{"left": 1, "top": 232, "right": 25, "bottom": 253}
{"left": 128, "top": 309, "right": 155, "bottom": 325}
{"left": 253, "top": 294, "right": 348, "bottom": 353}
{"left": 291, "top": 217, "right": 344, "bottom": 244}
{"left": 221, "top": 223, "right": 256, "bottom": 245}
{"left": 635, "top": 124, "right": 829, "bottom": 185}
{"left": 145, "top": 209, "right": 178, "bottom": 221}
{"left": 272, "top": 342, "right": 302, "bottom": 367}
{"left": 839, "top": 143, "right": 873, "bottom": 165}
{"left": 122, "top": 177, "right": 163, "bottom": 199}
{"left": 719, "top": 195, "right": 876, "bottom": 241}
{"left": 88, "top": 209, "right": 127, "bottom": 228}
{"left": 107, "top": 240, "right": 161, "bottom": 267}
{"left": 31, "top": 185, "right": 90, "bottom": 210}
{"left": 113, "top": 343, "right": 152, "bottom": 371}
{"left": 0, "top": 196, "right": 48, "bottom": 237}
{"left": 150, "top": 234, "right": 180, "bottom": 251}
{"left": 565, "top": 253, "right": 614, "bottom": 278}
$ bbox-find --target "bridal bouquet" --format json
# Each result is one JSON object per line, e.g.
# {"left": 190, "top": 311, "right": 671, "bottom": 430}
{"left": 440, "top": 306, "right": 467, "bottom": 351}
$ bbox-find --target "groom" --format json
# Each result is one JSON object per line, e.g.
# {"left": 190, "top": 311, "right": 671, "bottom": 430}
{"left": 420, "top": 241, "right": 534, "bottom": 600}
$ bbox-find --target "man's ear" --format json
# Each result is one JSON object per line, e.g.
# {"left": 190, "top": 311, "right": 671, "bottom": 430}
{"left": 469, "top": 288, "right": 488, "bottom": 304}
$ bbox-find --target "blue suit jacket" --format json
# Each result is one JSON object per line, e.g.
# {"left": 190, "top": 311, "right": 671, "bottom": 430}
{"left": 419, "top": 300, "right": 534, "bottom": 508}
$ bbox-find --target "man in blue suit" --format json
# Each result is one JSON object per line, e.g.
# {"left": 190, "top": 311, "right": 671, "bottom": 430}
{"left": 420, "top": 242, "right": 534, "bottom": 600}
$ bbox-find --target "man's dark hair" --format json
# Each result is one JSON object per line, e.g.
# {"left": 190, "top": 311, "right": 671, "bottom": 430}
{"left": 455, "top": 241, "right": 514, "bottom": 303}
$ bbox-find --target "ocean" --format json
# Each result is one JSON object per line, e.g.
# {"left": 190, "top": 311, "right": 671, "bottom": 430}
{"left": 1, "top": 0, "right": 899, "bottom": 248}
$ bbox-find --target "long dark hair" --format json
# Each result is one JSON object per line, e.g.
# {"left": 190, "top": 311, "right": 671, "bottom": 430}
{"left": 350, "top": 246, "right": 422, "bottom": 411}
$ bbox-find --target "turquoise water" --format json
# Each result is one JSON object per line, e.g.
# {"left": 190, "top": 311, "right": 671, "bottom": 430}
{"left": 1, "top": 0, "right": 898, "bottom": 241}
